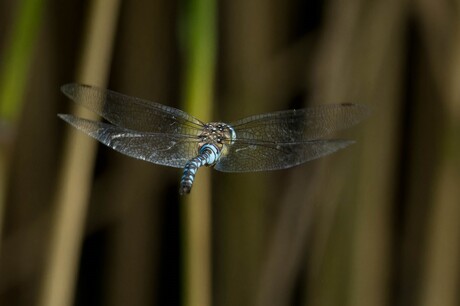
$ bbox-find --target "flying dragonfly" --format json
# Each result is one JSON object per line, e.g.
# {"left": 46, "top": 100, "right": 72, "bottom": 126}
{"left": 58, "top": 83, "right": 370, "bottom": 194}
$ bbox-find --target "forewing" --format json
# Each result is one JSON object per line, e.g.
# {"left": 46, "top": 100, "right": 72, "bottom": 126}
{"left": 230, "top": 104, "right": 370, "bottom": 142}
{"left": 214, "top": 139, "right": 354, "bottom": 172}
{"left": 59, "top": 114, "right": 200, "bottom": 168}
{"left": 61, "top": 83, "right": 204, "bottom": 135}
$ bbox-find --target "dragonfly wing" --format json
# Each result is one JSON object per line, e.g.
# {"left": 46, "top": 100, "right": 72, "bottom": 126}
{"left": 61, "top": 83, "right": 204, "bottom": 135}
{"left": 59, "top": 114, "right": 199, "bottom": 168}
{"left": 214, "top": 139, "right": 354, "bottom": 172}
{"left": 230, "top": 104, "right": 370, "bottom": 142}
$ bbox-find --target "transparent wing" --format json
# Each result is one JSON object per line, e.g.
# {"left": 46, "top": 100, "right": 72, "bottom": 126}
{"left": 59, "top": 114, "right": 200, "bottom": 168}
{"left": 230, "top": 104, "right": 370, "bottom": 142}
{"left": 61, "top": 83, "right": 204, "bottom": 135}
{"left": 214, "top": 138, "right": 354, "bottom": 172}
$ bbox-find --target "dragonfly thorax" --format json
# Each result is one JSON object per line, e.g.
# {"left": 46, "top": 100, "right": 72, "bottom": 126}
{"left": 198, "top": 122, "right": 236, "bottom": 154}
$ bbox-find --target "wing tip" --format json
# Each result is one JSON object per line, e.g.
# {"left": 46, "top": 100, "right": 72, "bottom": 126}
{"left": 60, "top": 83, "right": 77, "bottom": 97}
{"left": 341, "top": 103, "right": 372, "bottom": 119}
{"left": 341, "top": 139, "right": 356, "bottom": 147}
{"left": 57, "top": 113, "right": 74, "bottom": 122}
{"left": 61, "top": 83, "right": 94, "bottom": 98}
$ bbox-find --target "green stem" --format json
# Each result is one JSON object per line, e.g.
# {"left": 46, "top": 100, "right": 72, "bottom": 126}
{"left": 180, "top": 0, "right": 216, "bottom": 305}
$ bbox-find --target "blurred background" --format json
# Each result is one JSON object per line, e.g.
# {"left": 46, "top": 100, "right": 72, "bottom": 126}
{"left": 1, "top": 0, "right": 459, "bottom": 306}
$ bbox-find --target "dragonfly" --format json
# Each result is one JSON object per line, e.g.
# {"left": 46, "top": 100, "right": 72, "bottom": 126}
{"left": 59, "top": 83, "right": 370, "bottom": 194}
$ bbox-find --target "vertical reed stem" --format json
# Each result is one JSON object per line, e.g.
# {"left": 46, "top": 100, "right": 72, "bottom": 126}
{"left": 39, "top": 1, "right": 120, "bottom": 306}
{"left": 0, "top": 0, "right": 45, "bottom": 257}
{"left": 180, "top": 0, "right": 216, "bottom": 305}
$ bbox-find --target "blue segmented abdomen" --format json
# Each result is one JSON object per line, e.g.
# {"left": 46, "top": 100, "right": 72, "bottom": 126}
{"left": 180, "top": 144, "right": 221, "bottom": 195}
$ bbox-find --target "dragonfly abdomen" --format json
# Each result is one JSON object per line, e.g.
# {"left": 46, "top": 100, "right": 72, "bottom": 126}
{"left": 179, "top": 144, "right": 221, "bottom": 195}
